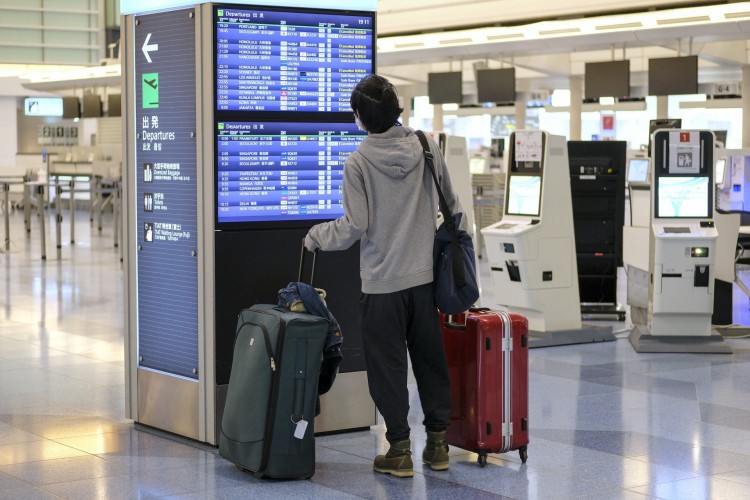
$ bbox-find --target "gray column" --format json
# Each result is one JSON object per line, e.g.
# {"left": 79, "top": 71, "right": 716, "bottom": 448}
{"left": 399, "top": 86, "right": 413, "bottom": 126}
{"left": 433, "top": 104, "right": 444, "bottom": 132}
{"left": 656, "top": 95, "right": 668, "bottom": 119}
{"left": 515, "top": 100, "right": 526, "bottom": 130}
{"left": 743, "top": 65, "right": 750, "bottom": 148}
{"left": 569, "top": 76, "right": 582, "bottom": 140}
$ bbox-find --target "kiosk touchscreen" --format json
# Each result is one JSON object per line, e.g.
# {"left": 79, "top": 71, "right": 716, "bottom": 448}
{"left": 627, "top": 158, "right": 650, "bottom": 185}
{"left": 629, "top": 129, "right": 731, "bottom": 353}
{"left": 482, "top": 131, "right": 614, "bottom": 346}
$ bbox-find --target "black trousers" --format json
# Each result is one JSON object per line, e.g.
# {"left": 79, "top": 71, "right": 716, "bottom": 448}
{"left": 359, "top": 282, "right": 451, "bottom": 444}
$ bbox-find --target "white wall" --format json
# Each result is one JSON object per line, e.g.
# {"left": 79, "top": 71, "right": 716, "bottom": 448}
{"left": 0, "top": 97, "right": 18, "bottom": 170}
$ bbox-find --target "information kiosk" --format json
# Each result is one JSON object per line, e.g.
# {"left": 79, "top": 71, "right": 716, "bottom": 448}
{"left": 623, "top": 157, "right": 652, "bottom": 324}
{"left": 629, "top": 130, "right": 731, "bottom": 353}
{"left": 122, "top": 0, "right": 378, "bottom": 445}
{"left": 482, "top": 131, "right": 614, "bottom": 347}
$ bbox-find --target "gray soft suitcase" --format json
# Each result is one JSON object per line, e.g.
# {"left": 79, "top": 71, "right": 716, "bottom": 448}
{"left": 219, "top": 246, "right": 327, "bottom": 479}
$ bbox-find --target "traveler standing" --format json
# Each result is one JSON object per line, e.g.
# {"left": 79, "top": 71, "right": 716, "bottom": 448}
{"left": 305, "top": 74, "right": 469, "bottom": 477}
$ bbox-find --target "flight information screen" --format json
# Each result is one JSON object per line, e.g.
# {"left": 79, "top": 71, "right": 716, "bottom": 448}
{"left": 216, "top": 121, "right": 366, "bottom": 223}
{"left": 215, "top": 6, "right": 374, "bottom": 112}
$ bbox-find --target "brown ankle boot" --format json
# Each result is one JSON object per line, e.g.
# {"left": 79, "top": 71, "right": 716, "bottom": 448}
{"left": 423, "top": 431, "right": 449, "bottom": 471}
{"left": 373, "top": 439, "right": 414, "bottom": 478}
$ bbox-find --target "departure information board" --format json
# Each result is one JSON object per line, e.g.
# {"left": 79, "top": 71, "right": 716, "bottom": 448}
{"left": 216, "top": 121, "right": 365, "bottom": 223}
{"left": 215, "top": 6, "right": 374, "bottom": 112}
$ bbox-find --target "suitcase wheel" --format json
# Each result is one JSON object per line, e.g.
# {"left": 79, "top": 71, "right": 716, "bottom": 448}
{"left": 519, "top": 446, "right": 528, "bottom": 464}
{"left": 477, "top": 452, "right": 488, "bottom": 467}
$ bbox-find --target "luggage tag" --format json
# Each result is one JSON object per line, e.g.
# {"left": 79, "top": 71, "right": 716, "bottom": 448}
{"left": 294, "top": 418, "right": 308, "bottom": 439}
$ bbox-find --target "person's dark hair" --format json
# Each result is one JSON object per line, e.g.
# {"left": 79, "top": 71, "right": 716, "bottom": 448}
{"left": 350, "top": 74, "right": 404, "bottom": 134}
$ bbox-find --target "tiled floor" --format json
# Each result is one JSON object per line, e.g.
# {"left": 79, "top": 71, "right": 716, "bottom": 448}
{"left": 2, "top": 208, "right": 750, "bottom": 499}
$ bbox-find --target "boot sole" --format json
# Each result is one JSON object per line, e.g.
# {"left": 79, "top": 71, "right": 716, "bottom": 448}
{"left": 374, "top": 467, "right": 414, "bottom": 478}
{"left": 423, "top": 460, "right": 450, "bottom": 471}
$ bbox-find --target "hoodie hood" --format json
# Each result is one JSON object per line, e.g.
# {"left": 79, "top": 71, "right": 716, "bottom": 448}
{"left": 355, "top": 125, "right": 422, "bottom": 179}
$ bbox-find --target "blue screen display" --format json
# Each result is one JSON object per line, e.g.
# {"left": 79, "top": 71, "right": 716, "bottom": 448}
{"left": 215, "top": 7, "right": 374, "bottom": 112}
{"left": 217, "top": 121, "right": 366, "bottom": 223}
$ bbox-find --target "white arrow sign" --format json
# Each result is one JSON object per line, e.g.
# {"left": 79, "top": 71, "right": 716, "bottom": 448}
{"left": 142, "top": 33, "right": 158, "bottom": 63}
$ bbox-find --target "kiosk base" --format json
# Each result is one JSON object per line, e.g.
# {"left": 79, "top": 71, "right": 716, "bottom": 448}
{"left": 628, "top": 325, "right": 733, "bottom": 354}
{"left": 581, "top": 302, "right": 627, "bottom": 322}
{"left": 529, "top": 324, "right": 616, "bottom": 348}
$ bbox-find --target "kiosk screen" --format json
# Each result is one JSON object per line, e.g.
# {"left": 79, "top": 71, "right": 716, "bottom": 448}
{"left": 216, "top": 121, "right": 365, "bottom": 224}
{"left": 627, "top": 158, "right": 650, "bottom": 184}
{"left": 715, "top": 159, "right": 726, "bottom": 187}
{"left": 215, "top": 6, "right": 374, "bottom": 113}
{"left": 656, "top": 176, "right": 710, "bottom": 218}
{"left": 506, "top": 175, "right": 542, "bottom": 216}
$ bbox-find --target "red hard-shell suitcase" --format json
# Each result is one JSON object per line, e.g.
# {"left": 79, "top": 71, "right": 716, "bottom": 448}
{"left": 440, "top": 308, "right": 529, "bottom": 466}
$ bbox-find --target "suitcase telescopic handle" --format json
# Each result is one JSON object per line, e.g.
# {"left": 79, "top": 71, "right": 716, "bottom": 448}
{"left": 299, "top": 238, "right": 318, "bottom": 285}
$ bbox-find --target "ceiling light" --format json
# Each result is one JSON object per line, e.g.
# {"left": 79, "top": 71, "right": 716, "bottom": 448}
{"left": 656, "top": 16, "right": 711, "bottom": 26}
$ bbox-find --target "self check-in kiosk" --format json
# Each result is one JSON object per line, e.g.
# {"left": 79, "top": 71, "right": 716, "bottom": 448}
{"left": 623, "top": 157, "right": 652, "bottom": 324}
{"left": 482, "top": 131, "right": 614, "bottom": 347}
{"left": 629, "top": 130, "right": 731, "bottom": 353}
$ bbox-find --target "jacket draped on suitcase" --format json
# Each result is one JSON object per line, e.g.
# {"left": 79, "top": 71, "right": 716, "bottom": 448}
{"left": 441, "top": 308, "right": 530, "bottom": 466}
{"left": 219, "top": 304, "right": 328, "bottom": 479}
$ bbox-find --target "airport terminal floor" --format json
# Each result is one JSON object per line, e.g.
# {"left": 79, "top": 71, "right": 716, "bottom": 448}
{"left": 2, "top": 211, "right": 750, "bottom": 499}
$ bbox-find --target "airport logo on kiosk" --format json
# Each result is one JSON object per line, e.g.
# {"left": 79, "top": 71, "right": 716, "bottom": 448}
{"left": 680, "top": 132, "right": 691, "bottom": 142}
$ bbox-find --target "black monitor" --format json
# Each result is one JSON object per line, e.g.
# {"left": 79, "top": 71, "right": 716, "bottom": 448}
{"left": 649, "top": 56, "right": 698, "bottom": 96}
{"left": 714, "top": 130, "right": 727, "bottom": 146}
{"left": 585, "top": 60, "right": 629, "bottom": 99}
{"left": 428, "top": 71, "right": 462, "bottom": 104}
{"left": 627, "top": 158, "right": 650, "bottom": 184}
{"left": 490, "top": 137, "right": 504, "bottom": 158}
{"left": 62, "top": 97, "right": 80, "bottom": 119}
{"left": 476, "top": 68, "right": 516, "bottom": 103}
{"left": 108, "top": 94, "right": 121, "bottom": 117}
{"left": 82, "top": 95, "right": 102, "bottom": 118}
{"left": 649, "top": 118, "right": 682, "bottom": 135}
{"left": 652, "top": 130, "right": 713, "bottom": 219}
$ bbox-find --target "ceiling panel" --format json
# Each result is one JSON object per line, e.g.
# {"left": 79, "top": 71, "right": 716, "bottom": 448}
{"left": 377, "top": 2, "right": 750, "bottom": 94}
{"left": 377, "top": 0, "right": 713, "bottom": 35}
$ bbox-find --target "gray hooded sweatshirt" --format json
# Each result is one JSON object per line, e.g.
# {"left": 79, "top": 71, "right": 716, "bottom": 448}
{"left": 306, "top": 125, "right": 467, "bottom": 294}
